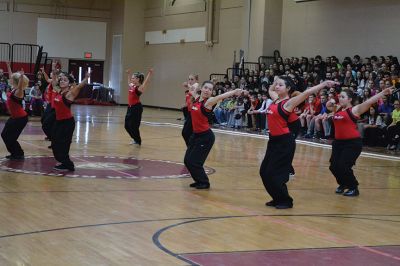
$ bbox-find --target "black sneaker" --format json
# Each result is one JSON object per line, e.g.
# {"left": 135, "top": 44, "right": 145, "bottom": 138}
{"left": 343, "top": 188, "right": 359, "bottom": 197}
{"left": 195, "top": 183, "right": 210, "bottom": 189}
{"left": 53, "top": 164, "right": 75, "bottom": 172}
{"left": 6, "top": 155, "right": 24, "bottom": 161}
{"left": 335, "top": 185, "right": 346, "bottom": 194}
{"left": 265, "top": 200, "right": 276, "bottom": 207}
{"left": 189, "top": 182, "right": 198, "bottom": 187}
{"left": 275, "top": 204, "right": 293, "bottom": 209}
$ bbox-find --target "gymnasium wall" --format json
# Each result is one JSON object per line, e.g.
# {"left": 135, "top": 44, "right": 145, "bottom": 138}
{"left": 280, "top": 0, "right": 400, "bottom": 59}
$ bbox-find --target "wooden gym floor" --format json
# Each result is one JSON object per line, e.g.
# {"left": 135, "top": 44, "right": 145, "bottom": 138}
{"left": 0, "top": 105, "right": 399, "bottom": 266}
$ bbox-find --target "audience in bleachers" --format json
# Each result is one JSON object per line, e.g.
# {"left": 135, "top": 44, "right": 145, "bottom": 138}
{"left": 210, "top": 54, "right": 400, "bottom": 150}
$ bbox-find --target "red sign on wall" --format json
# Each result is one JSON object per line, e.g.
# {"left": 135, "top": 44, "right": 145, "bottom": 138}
{"left": 84, "top": 52, "right": 92, "bottom": 59}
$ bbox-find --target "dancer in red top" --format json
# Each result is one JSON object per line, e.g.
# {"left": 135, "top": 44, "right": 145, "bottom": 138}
{"left": 184, "top": 81, "right": 246, "bottom": 189}
{"left": 262, "top": 77, "right": 338, "bottom": 209}
{"left": 51, "top": 70, "right": 90, "bottom": 171}
{"left": 124, "top": 68, "right": 153, "bottom": 145}
{"left": 1, "top": 70, "right": 29, "bottom": 160}
{"left": 329, "top": 87, "right": 393, "bottom": 196}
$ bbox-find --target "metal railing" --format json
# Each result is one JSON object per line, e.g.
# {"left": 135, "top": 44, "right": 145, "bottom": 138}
{"left": 209, "top": 73, "right": 226, "bottom": 82}
{"left": 0, "top": 43, "right": 11, "bottom": 63}
{"left": 258, "top": 56, "right": 275, "bottom": 68}
{"left": 11, "top": 43, "right": 40, "bottom": 73}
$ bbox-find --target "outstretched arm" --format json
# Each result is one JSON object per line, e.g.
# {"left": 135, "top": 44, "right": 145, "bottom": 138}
{"left": 283, "top": 80, "right": 338, "bottom": 112}
{"left": 268, "top": 82, "right": 279, "bottom": 101}
{"left": 66, "top": 72, "right": 90, "bottom": 101}
{"left": 41, "top": 67, "right": 52, "bottom": 83}
{"left": 126, "top": 69, "right": 132, "bottom": 86}
{"left": 352, "top": 87, "right": 393, "bottom": 117}
{"left": 138, "top": 68, "right": 154, "bottom": 93}
{"left": 6, "top": 61, "right": 12, "bottom": 77}
{"left": 205, "top": 89, "right": 246, "bottom": 109}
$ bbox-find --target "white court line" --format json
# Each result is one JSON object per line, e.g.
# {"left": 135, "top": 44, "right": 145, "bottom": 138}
{"left": 142, "top": 121, "right": 400, "bottom": 162}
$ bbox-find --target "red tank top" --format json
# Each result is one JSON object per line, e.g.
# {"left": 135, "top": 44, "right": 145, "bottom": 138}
{"left": 191, "top": 100, "right": 212, "bottom": 133}
{"left": 45, "top": 84, "right": 55, "bottom": 106}
{"left": 53, "top": 93, "right": 73, "bottom": 120}
{"left": 7, "top": 90, "right": 27, "bottom": 118}
{"left": 333, "top": 108, "right": 360, "bottom": 140}
{"left": 288, "top": 112, "right": 299, "bottom": 123}
{"left": 128, "top": 85, "right": 141, "bottom": 106}
{"left": 266, "top": 100, "right": 291, "bottom": 136}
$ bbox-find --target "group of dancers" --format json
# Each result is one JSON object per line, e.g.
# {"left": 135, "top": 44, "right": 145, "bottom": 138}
{"left": 0, "top": 66, "right": 394, "bottom": 208}
{"left": 1, "top": 64, "right": 89, "bottom": 171}
{"left": 179, "top": 73, "right": 393, "bottom": 209}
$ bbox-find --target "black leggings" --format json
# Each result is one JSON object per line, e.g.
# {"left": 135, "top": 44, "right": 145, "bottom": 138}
{"left": 1, "top": 115, "right": 28, "bottom": 157}
{"left": 124, "top": 104, "right": 143, "bottom": 144}
{"left": 51, "top": 118, "right": 75, "bottom": 169}
{"left": 184, "top": 130, "right": 215, "bottom": 185}
{"left": 182, "top": 112, "right": 193, "bottom": 147}
{"left": 41, "top": 105, "right": 56, "bottom": 140}
{"left": 260, "top": 134, "right": 295, "bottom": 206}
{"left": 329, "top": 138, "right": 362, "bottom": 189}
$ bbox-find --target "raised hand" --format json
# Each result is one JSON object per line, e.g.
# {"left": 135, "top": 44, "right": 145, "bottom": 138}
{"left": 324, "top": 80, "right": 340, "bottom": 88}
{"left": 382, "top": 86, "right": 394, "bottom": 95}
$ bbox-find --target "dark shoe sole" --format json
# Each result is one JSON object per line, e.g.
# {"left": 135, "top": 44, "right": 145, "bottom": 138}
{"left": 275, "top": 204, "right": 293, "bottom": 209}
{"left": 195, "top": 183, "right": 210, "bottom": 189}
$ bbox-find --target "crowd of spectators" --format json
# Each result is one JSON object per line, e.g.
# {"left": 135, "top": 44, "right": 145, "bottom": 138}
{"left": 209, "top": 55, "right": 400, "bottom": 150}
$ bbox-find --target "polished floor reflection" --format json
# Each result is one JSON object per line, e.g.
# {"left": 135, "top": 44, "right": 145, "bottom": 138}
{"left": 0, "top": 105, "right": 399, "bottom": 266}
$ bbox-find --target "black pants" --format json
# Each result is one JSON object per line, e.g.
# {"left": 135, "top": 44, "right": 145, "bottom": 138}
{"left": 288, "top": 119, "right": 301, "bottom": 174}
{"left": 51, "top": 118, "right": 75, "bottom": 169}
{"left": 329, "top": 138, "right": 362, "bottom": 189}
{"left": 184, "top": 130, "right": 215, "bottom": 185}
{"left": 124, "top": 104, "right": 143, "bottom": 144}
{"left": 182, "top": 112, "right": 193, "bottom": 147}
{"left": 182, "top": 106, "right": 189, "bottom": 120}
{"left": 1, "top": 115, "right": 28, "bottom": 157}
{"left": 260, "top": 134, "right": 295, "bottom": 206}
{"left": 41, "top": 105, "right": 56, "bottom": 140}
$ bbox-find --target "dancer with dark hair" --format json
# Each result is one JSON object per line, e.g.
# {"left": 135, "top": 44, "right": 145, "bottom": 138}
{"left": 184, "top": 81, "right": 246, "bottom": 189}
{"left": 1, "top": 70, "right": 29, "bottom": 160}
{"left": 262, "top": 77, "right": 338, "bottom": 209}
{"left": 51, "top": 71, "right": 90, "bottom": 171}
{"left": 124, "top": 68, "right": 153, "bottom": 146}
{"left": 329, "top": 87, "right": 393, "bottom": 196}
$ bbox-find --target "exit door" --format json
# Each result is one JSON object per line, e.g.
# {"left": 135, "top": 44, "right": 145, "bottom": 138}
{"left": 68, "top": 60, "right": 104, "bottom": 84}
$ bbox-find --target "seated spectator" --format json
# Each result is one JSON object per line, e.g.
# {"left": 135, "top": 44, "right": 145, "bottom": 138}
{"left": 386, "top": 100, "right": 400, "bottom": 150}
{"left": 300, "top": 94, "right": 321, "bottom": 136}
{"left": 305, "top": 94, "right": 328, "bottom": 138}
{"left": 29, "top": 82, "right": 44, "bottom": 116}
{"left": 363, "top": 106, "right": 387, "bottom": 146}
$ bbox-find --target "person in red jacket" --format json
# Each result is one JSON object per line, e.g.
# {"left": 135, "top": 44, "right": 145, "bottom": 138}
{"left": 124, "top": 68, "right": 153, "bottom": 146}
{"left": 1, "top": 70, "right": 29, "bottom": 160}
{"left": 329, "top": 87, "right": 393, "bottom": 196}
{"left": 50, "top": 70, "right": 90, "bottom": 171}
{"left": 184, "top": 81, "right": 246, "bottom": 189}
{"left": 262, "top": 77, "right": 338, "bottom": 209}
